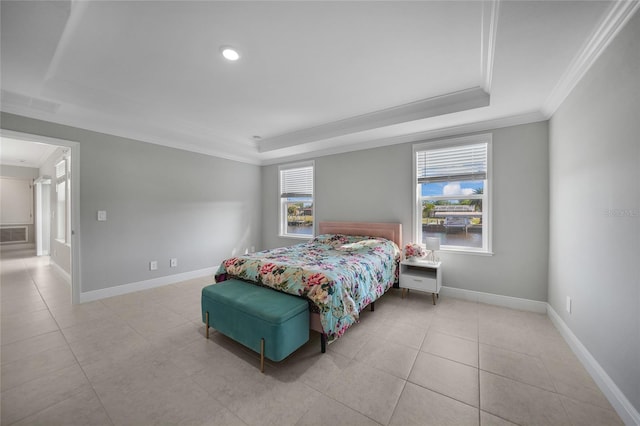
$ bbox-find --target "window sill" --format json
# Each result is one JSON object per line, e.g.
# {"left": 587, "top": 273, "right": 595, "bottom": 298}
{"left": 440, "top": 247, "right": 493, "bottom": 256}
{"left": 279, "top": 234, "right": 314, "bottom": 240}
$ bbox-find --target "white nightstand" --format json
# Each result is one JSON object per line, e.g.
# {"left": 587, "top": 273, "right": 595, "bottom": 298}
{"left": 399, "top": 260, "right": 442, "bottom": 305}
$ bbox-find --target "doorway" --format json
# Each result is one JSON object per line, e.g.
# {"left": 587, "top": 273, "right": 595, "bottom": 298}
{"left": 0, "top": 129, "right": 81, "bottom": 304}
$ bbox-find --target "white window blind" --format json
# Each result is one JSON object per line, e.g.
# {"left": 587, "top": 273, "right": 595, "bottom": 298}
{"left": 280, "top": 166, "right": 313, "bottom": 198}
{"left": 417, "top": 143, "right": 487, "bottom": 184}
{"left": 55, "top": 160, "right": 66, "bottom": 179}
{"left": 413, "top": 134, "right": 492, "bottom": 254}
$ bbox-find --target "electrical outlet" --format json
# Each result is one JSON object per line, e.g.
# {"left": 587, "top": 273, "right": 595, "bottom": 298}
{"left": 566, "top": 296, "right": 572, "bottom": 314}
{"left": 170, "top": 258, "right": 178, "bottom": 268}
{"left": 150, "top": 261, "right": 158, "bottom": 271}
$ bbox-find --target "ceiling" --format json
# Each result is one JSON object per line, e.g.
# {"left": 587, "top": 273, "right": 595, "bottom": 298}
{"left": 0, "top": 136, "right": 58, "bottom": 168}
{"left": 1, "top": 1, "right": 637, "bottom": 165}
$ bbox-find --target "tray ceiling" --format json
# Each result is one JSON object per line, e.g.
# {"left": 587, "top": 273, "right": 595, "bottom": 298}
{"left": 1, "top": 1, "right": 636, "bottom": 164}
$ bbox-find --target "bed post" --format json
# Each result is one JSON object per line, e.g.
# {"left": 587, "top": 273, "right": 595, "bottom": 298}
{"left": 320, "top": 333, "right": 327, "bottom": 353}
{"left": 370, "top": 302, "right": 375, "bottom": 312}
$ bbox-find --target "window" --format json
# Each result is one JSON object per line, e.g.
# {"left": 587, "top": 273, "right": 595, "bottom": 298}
{"left": 413, "top": 135, "right": 491, "bottom": 253}
{"left": 55, "top": 157, "right": 71, "bottom": 243}
{"left": 279, "top": 161, "right": 314, "bottom": 238}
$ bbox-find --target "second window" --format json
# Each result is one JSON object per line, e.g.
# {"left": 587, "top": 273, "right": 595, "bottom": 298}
{"left": 414, "top": 135, "right": 491, "bottom": 253}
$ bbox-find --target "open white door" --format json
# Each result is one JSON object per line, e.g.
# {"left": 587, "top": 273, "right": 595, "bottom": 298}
{"left": 34, "top": 176, "right": 51, "bottom": 256}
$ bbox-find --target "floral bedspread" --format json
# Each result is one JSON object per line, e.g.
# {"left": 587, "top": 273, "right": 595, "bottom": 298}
{"left": 214, "top": 234, "right": 400, "bottom": 342}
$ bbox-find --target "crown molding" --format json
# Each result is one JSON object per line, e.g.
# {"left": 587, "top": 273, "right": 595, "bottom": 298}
{"left": 481, "top": 0, "right": 500, "bottom": 92}
{"left": 542, "top": 0, "right": 640, "bottom": 117}
{"left": 0, "top": 106, "right": 262, "bottom": 165}
{"left": 260, "top": 110, "right": 546, "bottom": 166}
{"left": 257, "top": 87, "right": 490, "bottom": 153}
{"left": 5, "top": 106, "right": 547, "bottom": 168}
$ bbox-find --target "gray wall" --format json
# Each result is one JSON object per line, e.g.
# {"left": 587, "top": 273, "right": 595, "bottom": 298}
{"left": 263, "top": 121, "right": 549, "bottom": 301}
{"left": 1, "top": 112, "right": 262, "bottom": 293}
{"left": 548, "top": 11, "right": 640, "bottom": 415}
{"left": 0, "top": 164, "right": 38, "bottom": 245}
{"left": 0, "top": 164, "right": 39, "bottom": 179}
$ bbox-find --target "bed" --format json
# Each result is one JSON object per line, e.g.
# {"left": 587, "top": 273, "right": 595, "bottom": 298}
{"left": 214, "top": 221, "right": 402, "bottom": 345}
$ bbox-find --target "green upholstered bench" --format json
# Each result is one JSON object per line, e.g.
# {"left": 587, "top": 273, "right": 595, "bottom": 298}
{"left": 202, "top": 279, "right": 309, "bottom": 372}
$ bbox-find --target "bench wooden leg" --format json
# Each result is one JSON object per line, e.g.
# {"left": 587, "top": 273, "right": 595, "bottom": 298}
{"left": 260, "top": 338, "right": 265, "bottom": 373}
{"left": 205, "top": 311, "right": 209, "bottom": 339}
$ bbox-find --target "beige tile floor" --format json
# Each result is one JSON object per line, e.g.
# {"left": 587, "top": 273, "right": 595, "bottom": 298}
{"left": 1, "top": 249, "right": 624, "bottom": 426}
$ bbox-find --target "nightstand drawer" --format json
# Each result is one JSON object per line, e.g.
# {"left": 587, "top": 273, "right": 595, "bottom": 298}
{"left": 399, "top": 260, "right": 442, "bottom": 304}
{"left": 399, "top": 274, "right": 437, "bottom": 292}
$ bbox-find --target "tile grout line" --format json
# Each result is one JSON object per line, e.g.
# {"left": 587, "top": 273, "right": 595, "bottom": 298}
{"left": 0, "top": 256, "right": 77, "bottom": 424}
{"left": 401, "top": 315, "right": 482, "bottom": 414}
{"left": 477, "top": 308, "right": 522, "bottom": 425}
{"left": 477, "top": 336, "right": 613, "bottom": 407}
{"left": 22, "top": 257, "right": 117, "bottom": 426}
{"left": 383, "top": 307, "right": 430, "bottom": 426}
{"left": 352, "top": 301, "right": 429, "bottom": 425}
{"left": 3, "top": 252, "right": 623, "bottom": 425}
{"left": 184, "top": 374, "right": 251, "bottom": 426}
{"left": 386, "top": 380, "right": 409, "bottom": 426}
{"left": 477, "top": 304, "right": 481, "bottom": 425}
{"left": 476, "top": 308, "right": 611, "bottom": 425}
{"left": 477, "top": 310, "right": 520, "bottom": 426}
{"left": 404, "top": 377, "right": 480, "bottom": 411}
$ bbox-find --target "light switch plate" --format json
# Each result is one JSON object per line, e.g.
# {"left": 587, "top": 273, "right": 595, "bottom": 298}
{"left": 97, "top": 210, "right": 107, "bottom": 221}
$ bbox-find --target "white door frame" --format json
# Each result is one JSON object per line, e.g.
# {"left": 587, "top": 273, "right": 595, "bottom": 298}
{"left": 0, "top": 129, "right": 82, "bottom": 304}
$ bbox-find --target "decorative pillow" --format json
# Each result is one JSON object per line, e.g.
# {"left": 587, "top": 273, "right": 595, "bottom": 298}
{"left": 336, "top": 239, "right": 383, "bottom": 252}
{"left": 312, "top": 234, "right": 348, "bottom": 245}
{"left": 404, "top": 243, "right": 426, "bottom": 260}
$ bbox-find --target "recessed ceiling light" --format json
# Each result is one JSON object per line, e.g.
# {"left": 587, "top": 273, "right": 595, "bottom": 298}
{"left": 221, "top": 46, "right": 240, "bottom": 61}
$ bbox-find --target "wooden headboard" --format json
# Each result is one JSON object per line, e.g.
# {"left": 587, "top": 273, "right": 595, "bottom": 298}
{"left": 318, "top": 221, "right": 402, "bottom": 249}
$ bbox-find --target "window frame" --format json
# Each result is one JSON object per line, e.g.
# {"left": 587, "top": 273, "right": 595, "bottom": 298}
{"left": 55, "top": 155, "right": 71, "bottom": 245}
{"left": 278, "top": 160, "right": 315, "bottom": 239}
{"left": 412, "top": 134, "right": 493, "bottom": 255}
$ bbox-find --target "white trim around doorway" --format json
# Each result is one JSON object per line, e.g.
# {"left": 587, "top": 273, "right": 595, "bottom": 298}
{"left": 0, "top": 129, "right": 82, "bottom": 304}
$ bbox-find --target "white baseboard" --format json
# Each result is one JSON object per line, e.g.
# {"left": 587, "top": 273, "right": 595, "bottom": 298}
{"left": 441, "top": 286, "right": 547, "bottom": 313}
{"left": 79, "top": 266, "right": 217, "bottom": 303}
{"left": 51, "top": 261, "right": 71, "bottom": 285}
{"left": 0, "top": 243, "right": 35, "bottom": 251}
{"left": 547, "top": 305, "right": 640, "bottom": 426}
{"left": 442, "top": 287, "right": 638, "bottom": 424}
